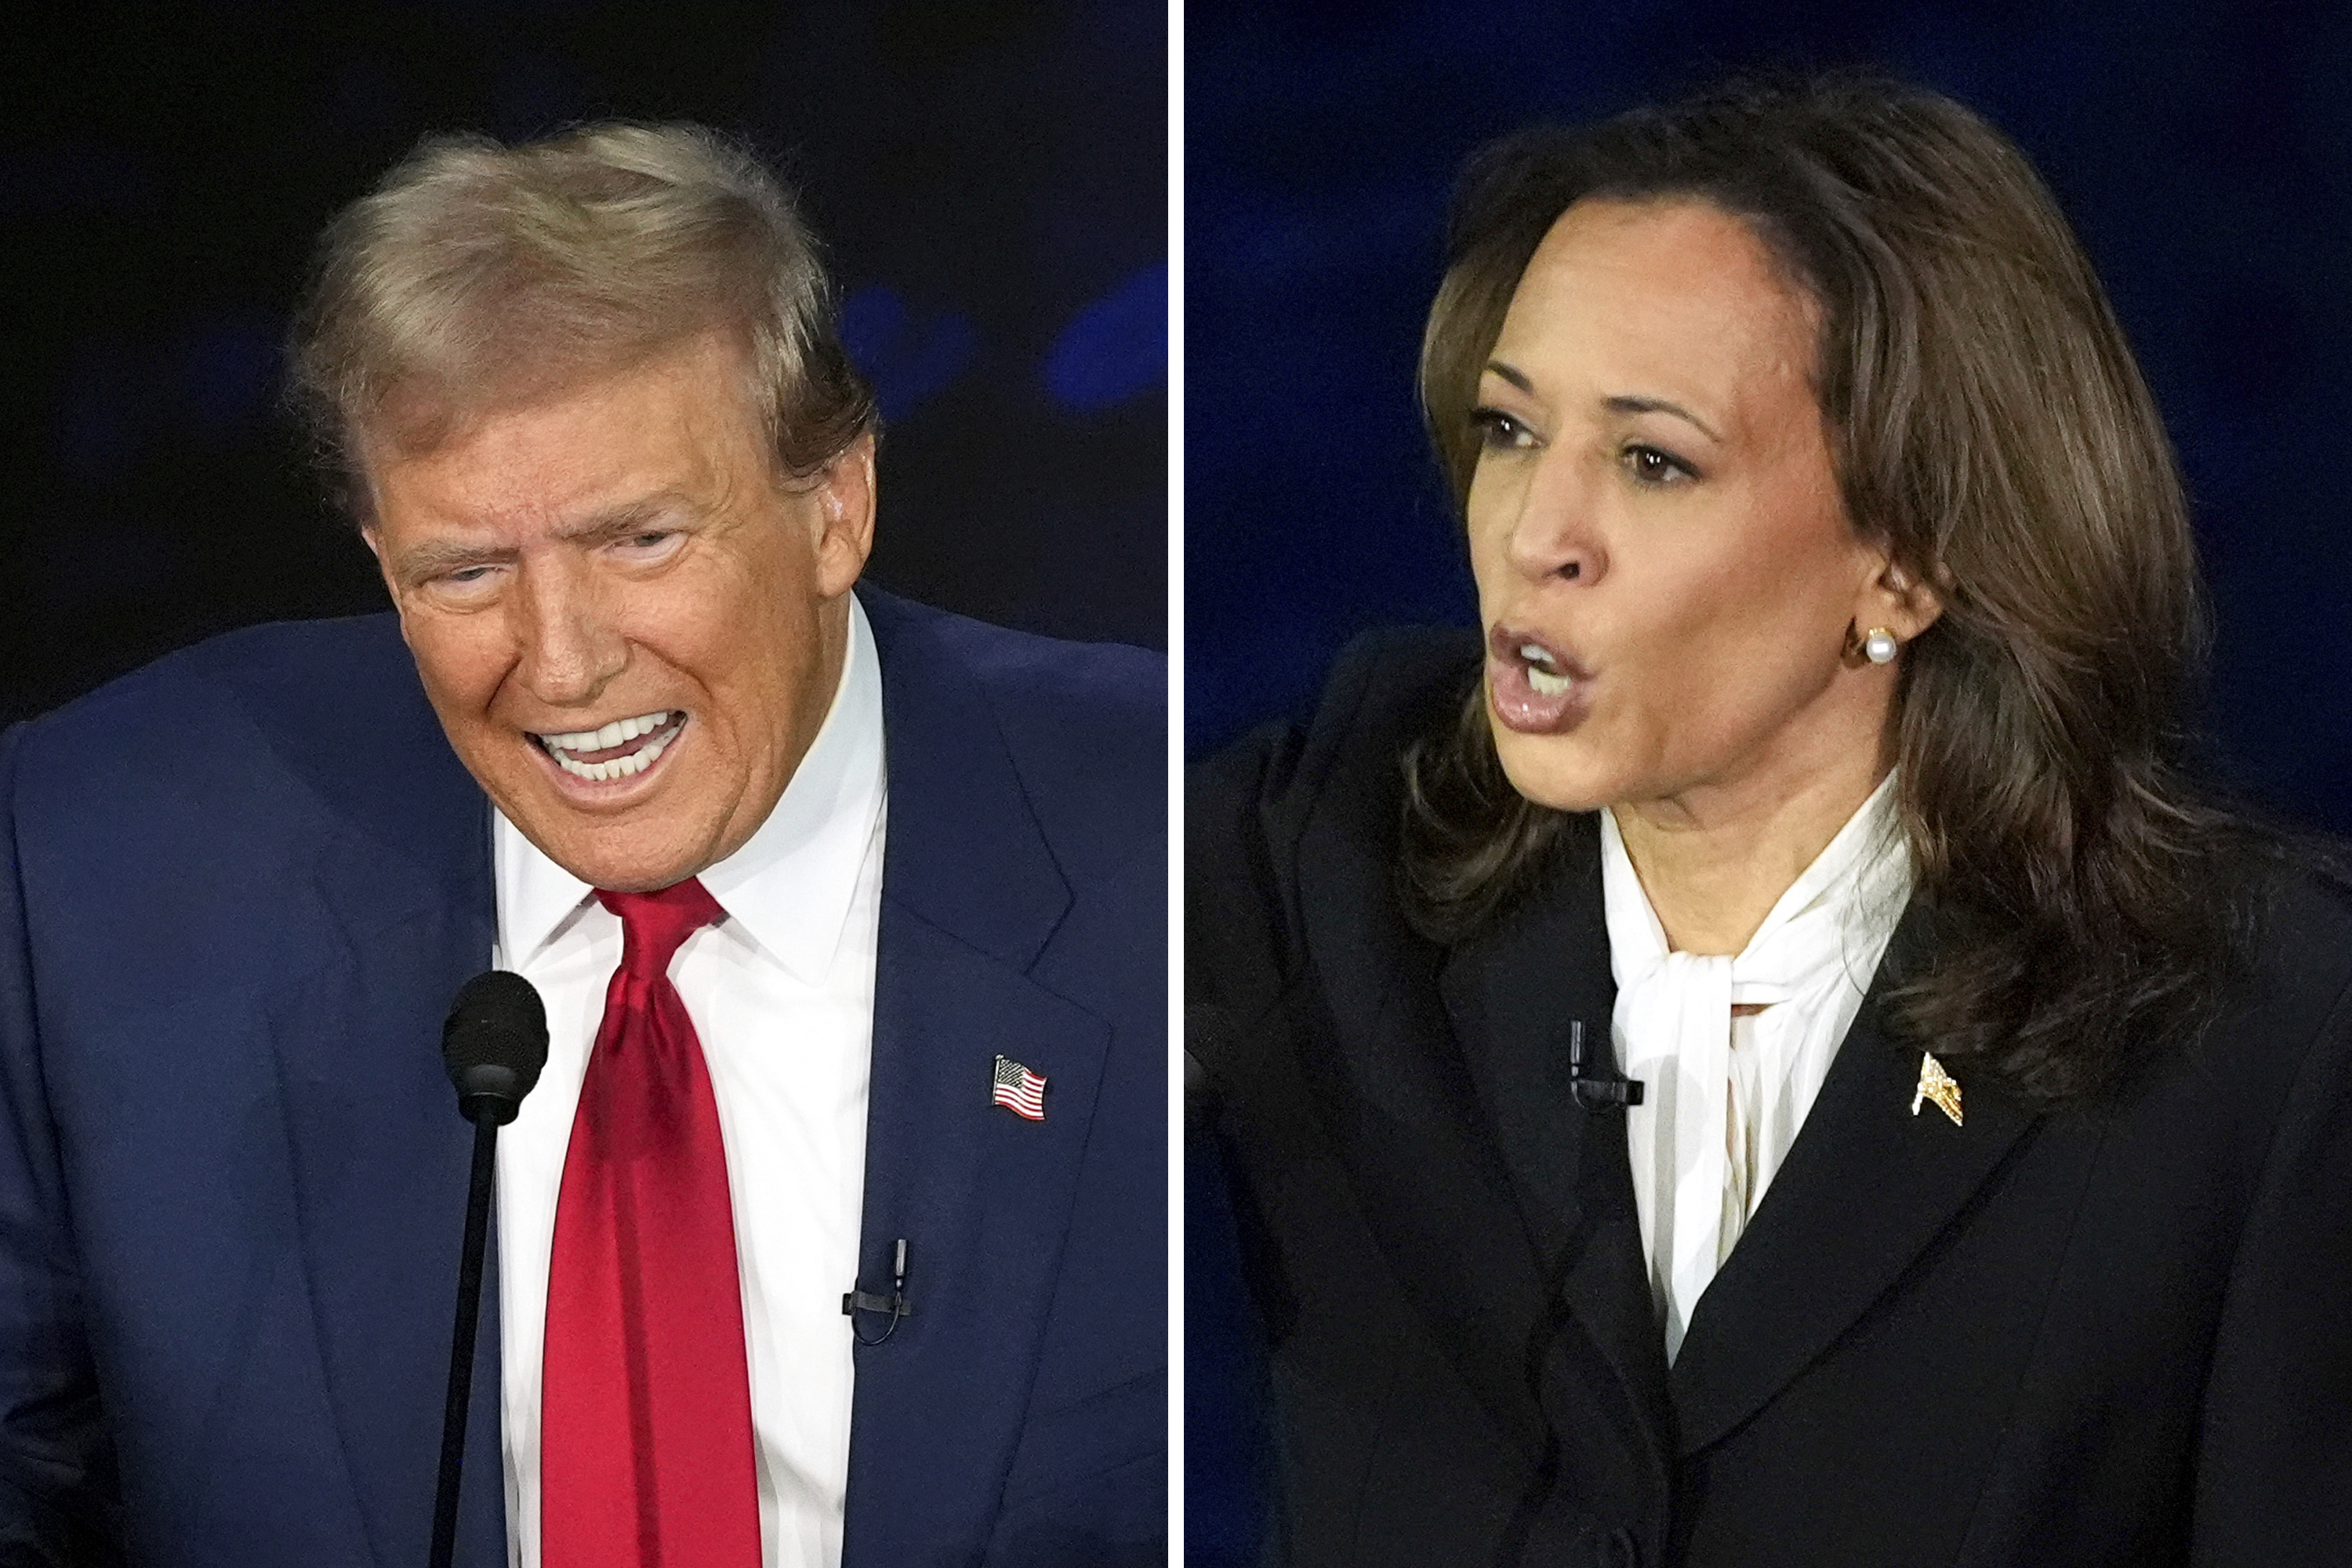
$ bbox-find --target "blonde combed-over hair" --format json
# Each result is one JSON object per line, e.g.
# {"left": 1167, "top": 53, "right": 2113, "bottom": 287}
{"left": 289, "top": 121, "right": 876, "bottom": 519}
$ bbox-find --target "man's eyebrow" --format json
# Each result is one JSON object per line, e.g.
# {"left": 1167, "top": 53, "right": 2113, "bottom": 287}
{"left": 390, "top": 495, "right": 699, "bottom": 580}
{"left": 391, "top": 539, "right": 509, "bottom": 580}
{"left": 554, "top": 494, "right": 698, "bottom": 545}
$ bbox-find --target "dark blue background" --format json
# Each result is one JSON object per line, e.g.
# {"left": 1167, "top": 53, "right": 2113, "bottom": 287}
{"left": 1186, "top": 4, "right": 2352, "bottom": 1562}
{"left": 2, "top": 0, "right": 1167, "bottom": 726}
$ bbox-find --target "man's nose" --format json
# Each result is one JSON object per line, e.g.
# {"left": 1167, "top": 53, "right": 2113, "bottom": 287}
{"left": 511, "top": 557, "right": 626, "bottom": 706}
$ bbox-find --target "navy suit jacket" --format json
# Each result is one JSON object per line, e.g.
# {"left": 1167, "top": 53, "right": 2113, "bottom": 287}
{"left": 0, "top": 586, "right": 1167, "bottom": 1567}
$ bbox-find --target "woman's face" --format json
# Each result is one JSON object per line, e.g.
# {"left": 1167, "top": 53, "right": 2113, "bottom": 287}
{"left": 1468, "top": 197, "right": 1912, "bottom": 822}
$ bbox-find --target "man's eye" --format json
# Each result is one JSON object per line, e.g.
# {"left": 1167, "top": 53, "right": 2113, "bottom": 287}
{"left": 1470, "top": 407, "right": 1535, "bottom": 450}
{"left": 1623, "top": 443, "right": 1697, "bottom": 485}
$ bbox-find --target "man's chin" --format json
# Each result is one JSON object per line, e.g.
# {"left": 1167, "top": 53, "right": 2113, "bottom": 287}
{"left": 493, "top": 781, "right": 724, "bottom": 893}
{"left": 533, "top": 829, "right": 716, "bottom": 894}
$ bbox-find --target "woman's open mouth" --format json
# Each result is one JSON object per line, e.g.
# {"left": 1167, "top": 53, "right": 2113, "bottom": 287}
{"left": 1486, "top": 626, "right": 1593, "bottom": 734}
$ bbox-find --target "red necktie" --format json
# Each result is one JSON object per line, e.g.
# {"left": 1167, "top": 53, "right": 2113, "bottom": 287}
{"left": 541, "top": 879, "right": 760, "bottom": 1567}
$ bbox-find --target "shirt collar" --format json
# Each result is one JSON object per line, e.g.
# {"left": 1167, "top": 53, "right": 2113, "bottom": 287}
{"left": 495, "top": 596, "right": 887, "bottom": 984}
{"left": 1601, "top": 769, "right": 1911, "bottom": 974}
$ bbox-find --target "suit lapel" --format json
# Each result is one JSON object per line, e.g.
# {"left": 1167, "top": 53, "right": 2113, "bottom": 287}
{"left": 1668, "top": 908, "right": 2042, "bottom": 1455}
{"left": 840, "top": 593, "right": 1110, "bottom": 1567}
{"left": 245, "top": 621, "right": 509, "bottom": 1566}
{"left": 1435, "top": 818, "right": 1674, "bottom": 1486}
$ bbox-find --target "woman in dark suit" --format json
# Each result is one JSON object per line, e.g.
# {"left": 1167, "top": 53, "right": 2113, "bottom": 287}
{"left": 1189, "top": 77, "right": 2352, "bottom": 1567}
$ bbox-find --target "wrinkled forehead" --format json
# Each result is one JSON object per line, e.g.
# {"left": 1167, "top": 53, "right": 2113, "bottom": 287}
{"left": 352, "top": 318, "right": 768, "bottom": 465}
{"left": 352, "top": 332, "right": 775, "bottom": 524}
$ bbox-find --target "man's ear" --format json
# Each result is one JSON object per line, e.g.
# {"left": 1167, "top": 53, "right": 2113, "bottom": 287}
{"left": 809, "top": 433, "right": 877, "bottom": 600}
{"left": 358, "top": 525, "right": 415, "bottom": 646}
{"left": 360, "top": 524, "right": 394, "bottom": 598}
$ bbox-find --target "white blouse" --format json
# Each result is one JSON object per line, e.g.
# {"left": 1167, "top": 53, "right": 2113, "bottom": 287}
{"left": 1602, "top": 773, "right": 1912, "bottom": 1364}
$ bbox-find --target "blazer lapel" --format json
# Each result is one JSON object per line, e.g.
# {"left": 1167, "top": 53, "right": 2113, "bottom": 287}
{"left": 1667, "top": 908, "right": 2042, "bottom": 1455}
{"left": 245, "top": 623, "right": 509, "bottom": 1566}
{"left": 840, "top": 593, "right": 1112, "bottom": 1566}
{"left": 1436, "top": 819, "right": 1674, "bottom": 1491}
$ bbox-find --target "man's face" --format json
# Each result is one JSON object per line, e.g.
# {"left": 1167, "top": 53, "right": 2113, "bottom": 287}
{"left": 364, "top": 334, "right": 875, "bottom": 892}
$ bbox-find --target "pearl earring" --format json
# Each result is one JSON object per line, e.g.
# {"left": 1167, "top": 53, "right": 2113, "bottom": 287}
{"left": 1863, "top": 626, "right": 1900, "bottom": 664}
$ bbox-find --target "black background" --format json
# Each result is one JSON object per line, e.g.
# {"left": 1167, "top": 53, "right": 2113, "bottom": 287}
{"left": 2, "top": 0, "right": 1167, "bottom": 727}
{"left": 1187, "top": 3, "right": 2352, "bottom": 1562}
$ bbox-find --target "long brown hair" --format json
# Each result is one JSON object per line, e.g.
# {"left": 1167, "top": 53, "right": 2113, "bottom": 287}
{"left": 1402, "top": 75, "right": 2265, "bottom": 1104}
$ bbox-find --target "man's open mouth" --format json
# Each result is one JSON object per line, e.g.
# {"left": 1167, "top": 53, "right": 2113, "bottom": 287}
{"left": 532, "top": 710, "right": 687, "bottom": 782}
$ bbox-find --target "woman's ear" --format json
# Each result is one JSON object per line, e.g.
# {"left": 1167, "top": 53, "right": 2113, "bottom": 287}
{"left": 1866, "top": 558, "right": 1944, "bottom": 641}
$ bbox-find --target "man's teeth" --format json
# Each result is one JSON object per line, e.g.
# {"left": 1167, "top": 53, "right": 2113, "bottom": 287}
{"left": 539, "top": 711, "right": 673, "bottom": 752}
{"left": 537, "top": 711, "right": 680, "bottom": 782}
{"left": 1519, "top": 644, "right": 1573, "bottom": 697}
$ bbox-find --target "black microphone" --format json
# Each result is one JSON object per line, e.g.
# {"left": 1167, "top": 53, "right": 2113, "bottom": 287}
{"left": 843, "top": 1236, "right": 915, "bottom": 1345}
{"left": 1566, "top": 1019, "right": 1643, "bottom": 1112}
{"left": 441, "top": 970, "right": 547, "bottom": 1125}
{"left": 430, "top": 971, "right": 548, "bottom": 1568}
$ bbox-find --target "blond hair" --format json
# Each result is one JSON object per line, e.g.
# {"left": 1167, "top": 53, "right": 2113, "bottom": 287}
{"left": 289, "top": 121, "right": 876, "bottom": 518}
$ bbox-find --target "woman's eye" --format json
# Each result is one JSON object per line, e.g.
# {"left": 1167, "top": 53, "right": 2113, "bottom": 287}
{"left": 1622, "top": 443, "right": 1697, "bottom": 485}
{"left": 1470, "top": 407, "right": 1535, "bottom": 450}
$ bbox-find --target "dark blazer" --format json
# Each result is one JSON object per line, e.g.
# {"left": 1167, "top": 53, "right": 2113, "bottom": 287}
{"left": 0, "top": 586, "right": 1167, "bottom": 1568}
{"left": 1189, "top": 630, "right": 2352, "bottom": 1568}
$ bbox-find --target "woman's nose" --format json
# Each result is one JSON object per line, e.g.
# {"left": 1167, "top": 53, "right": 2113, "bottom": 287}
{"left": 1501, "top": 452, "right": 1606, "bottom": 585}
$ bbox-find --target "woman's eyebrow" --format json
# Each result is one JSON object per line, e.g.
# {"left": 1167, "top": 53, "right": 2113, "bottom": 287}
{"left": 1602, "top": 394, "right": 1722, "bottom": 443}
{"left": 1484, "top": 358, "right": 1537, "bottom": 394}
{"left": 1483, "top": 360, "right": 1724, "bottom": 443}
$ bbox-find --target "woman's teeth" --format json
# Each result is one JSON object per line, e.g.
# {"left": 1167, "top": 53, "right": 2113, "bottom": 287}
{"left": 1520, "top": 645, "right": 1573, "bottom": 697}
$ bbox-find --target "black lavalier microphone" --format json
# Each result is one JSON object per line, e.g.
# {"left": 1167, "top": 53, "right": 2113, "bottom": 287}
{"left": 430, "top": 971, "right": 549, "bottom": 1568}
{"left": 844, "top": 1236, "right": 915, "bottom": 1345}
{"left": 1566, "top": 1019, "right": 1644, "bottom": 1112}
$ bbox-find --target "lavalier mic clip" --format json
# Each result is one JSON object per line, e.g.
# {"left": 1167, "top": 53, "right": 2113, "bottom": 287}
{"left": 844, "top": 1237, "right": 914, "bottom": 1345}
{"left": 1566, "top": 1020, "right": 1643, "bottom": 1112}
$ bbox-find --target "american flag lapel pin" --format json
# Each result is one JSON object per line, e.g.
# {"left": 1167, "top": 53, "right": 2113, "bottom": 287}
{"left": 1912, "top": 1051, "right": 1963, "bottom": 1127}
{"left": 992, "top": 1054, "right": 1047, "bottom": 1121}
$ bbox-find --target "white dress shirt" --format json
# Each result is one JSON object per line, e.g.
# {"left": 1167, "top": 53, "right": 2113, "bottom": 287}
{"left": 1604, "top": 772, "right": 1911, "bottom": 1364}
{"left": 491, "top": 598, "right": 886, "bottom": 1568}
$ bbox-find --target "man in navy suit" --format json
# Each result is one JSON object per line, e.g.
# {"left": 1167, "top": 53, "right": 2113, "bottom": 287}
{"left": 0, "top": 123, "right": 1163, "bottom": 1567}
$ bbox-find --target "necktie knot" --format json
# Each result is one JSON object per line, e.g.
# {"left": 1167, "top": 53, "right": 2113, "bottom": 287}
{"left": 597, "top": 878, "right": 724, "bottom": 981}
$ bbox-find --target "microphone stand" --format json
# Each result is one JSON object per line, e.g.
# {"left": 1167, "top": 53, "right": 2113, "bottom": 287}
{"left": 430, "top": 1113, "right": 500, "bottom": 1568}
{"left": 431, "top": 967, "right": 544, "bottom": 1568}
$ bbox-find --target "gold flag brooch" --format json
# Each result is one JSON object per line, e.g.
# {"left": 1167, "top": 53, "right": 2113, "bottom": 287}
{"left": 1912, "top": 1051, "right": 1963, "bottom": 1126}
